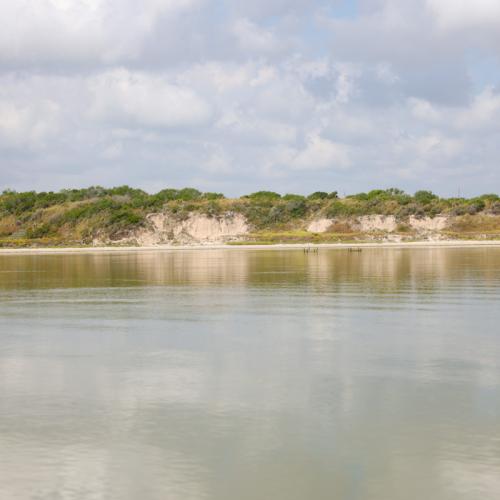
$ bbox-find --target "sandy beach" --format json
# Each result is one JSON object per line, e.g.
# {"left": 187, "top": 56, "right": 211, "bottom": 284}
{"left": 1, "top": 240, "right": 500, "bottom": 255}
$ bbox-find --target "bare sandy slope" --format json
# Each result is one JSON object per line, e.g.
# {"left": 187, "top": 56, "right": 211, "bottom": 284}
{"left": 1, "top": 240, "right": 500, "bottom": 255}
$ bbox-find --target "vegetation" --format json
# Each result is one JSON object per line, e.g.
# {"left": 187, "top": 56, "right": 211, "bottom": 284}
{"left": 229, "top": 230, "right": 362, "bottom": 245}
{"left": 0, "top": 186, "right": 499, "bottom": 247}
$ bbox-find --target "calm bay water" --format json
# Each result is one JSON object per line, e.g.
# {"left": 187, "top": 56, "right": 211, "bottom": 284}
{"left": 1, "top": 247, "right": 500, "bottom": 500}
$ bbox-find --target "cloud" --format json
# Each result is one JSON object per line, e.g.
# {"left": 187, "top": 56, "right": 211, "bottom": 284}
{"left": 0, "top": 99, "right": 60, "bottom": 149}
{"left": 226, "top": 0, "right": 312, "bottom": 20}
{"left": 290, "top": 134, "right": 351, "bottom": 170}
{"left": 231, "top": 19, "right": 284, "bottom": 54}
{"left": 408, "top": 98, "right": 441, "bottom": 122}
{"left": 427, "top": 0, "right": 500, "bottom": 31}
{"left": 0, "top": 0, "right": 199, "bottom": 66}
{"left": 403, "top": 133, "right": 463, "bottom": 160}
{"left": 201, "top": 145, "right": 233, "bottom": 174}
{"left": 455, "top": 88, "right": 500, "bottom": 130}
{"left": 88, "top": 69, "right": 213, "bottom": 128}
{"left": 1, "top": 0, "right": 500, "bottom": 196}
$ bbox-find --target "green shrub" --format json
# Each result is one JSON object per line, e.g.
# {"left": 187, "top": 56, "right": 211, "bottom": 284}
{"left": 202, "top": 192, "right": 225, "bottom": 200}
{"left": 397, "top": 204, "right": 425, "bottom": 218}
{"left": 308, "top": 191, "right": 329, "bottom": 200}
{"left": 285, "top": 199, "right": 307, "bottom": 217}
{"left": 177, "top": 188, "right": 202, "bottom": 201}
{"left": 1, "top": 191, "right": 37, "bottom": 214}
{"left": 245, "top": 191, "right": 281, "bottom": 201}
{"left": 266, "top": 205, "right": 285, "bottom": 224}
{"left": 282, "top": 194, "right": 306, "bottom": 202}
{"left": 204, "top": 201, "right": 223, "bottom": 217}
{"left": 326, "top": 201, "right": 358, "bottom": 217}
{"left": 26, "top": 223, "right": 53, "bottom": 239}
{"left": 155, "top": 189, "right": 180, "bottom": 202}
{"left": 414, "top": 190, "right": 438, "bottom": 205}
{"left": 108, "top": 209, "right": 144, "bottom": 227}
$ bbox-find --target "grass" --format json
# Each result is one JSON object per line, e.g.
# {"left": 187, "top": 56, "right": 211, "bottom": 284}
{"left": 446, "top": 214, "right": 500, "bottom": 232}
{"left": 231, "top": 230, "right": 366, "bottom": 245}
{"left": 0, "top": 237, "right": 73, "bottom": 248}
{"left": 442, "top": 232, "right": 500, "bottom": 240}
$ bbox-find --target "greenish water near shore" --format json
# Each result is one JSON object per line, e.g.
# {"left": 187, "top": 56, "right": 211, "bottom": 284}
{"left": 1, "top": 248, "right": 500, "bottom": 499}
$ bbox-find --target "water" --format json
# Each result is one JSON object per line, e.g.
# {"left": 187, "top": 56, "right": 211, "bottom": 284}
{"left": 1, "top": 248, "right": 500, "bottom": 500}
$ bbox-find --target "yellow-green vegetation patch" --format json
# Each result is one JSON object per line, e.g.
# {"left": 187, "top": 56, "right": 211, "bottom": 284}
{"left": 0, "top": 214, "right": 17, "bottom": 237}
{"left": 446, "top": 214, "right": 500, "bottom": 233}
{"left": 442, "top": 232, "right": 500, "bottom": 240}
{"left": 442, "top": 215, "right": 500, "bottom": 240}
{"left": 238, "top": 230, "right": 365, "bottom": 245}
{"left": 396, "top": 223, "right": 412, "bottom": 233}
{"left": 0, "top": 237, "right": 73, "bottom": 248}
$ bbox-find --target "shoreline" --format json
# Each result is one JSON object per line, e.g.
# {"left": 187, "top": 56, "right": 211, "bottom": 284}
{"left": 1, "top": 240, "right": 500, "bottom": 255}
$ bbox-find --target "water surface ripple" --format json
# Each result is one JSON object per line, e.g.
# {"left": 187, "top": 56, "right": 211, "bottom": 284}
{"left": 1, "top": 248, "right": 500, "bottom": 500}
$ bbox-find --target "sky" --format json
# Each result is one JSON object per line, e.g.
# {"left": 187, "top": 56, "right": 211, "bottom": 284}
{"left": 1, "top": 0, "right": 500, "bottom": 197}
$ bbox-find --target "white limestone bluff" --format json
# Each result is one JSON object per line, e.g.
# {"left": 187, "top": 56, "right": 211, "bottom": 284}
{"left": 93, "top": 211, "right": 500, "bottom": 246}
{"left": 132, "top": 212, "right": 249, "bottom": 245}
{"left": 307, "top": 215, "right": 451, "bottom": 235}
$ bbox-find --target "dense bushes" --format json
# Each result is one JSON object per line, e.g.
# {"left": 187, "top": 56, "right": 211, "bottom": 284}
{"left": 308, "top": 191, "right": 338, "bottom": 200}
{"left": 414, "top": 190, "right": 438, "bottom": 205}
{"left": 0, "top": 186, "right": 226, "bottom": 216}
{"left": 1, "top": 186, "right": 499, "bottom": 243}
{"left": 244, "top": 191, "right": 281, "bottom": 201}
{"left": 0, "top": 186, "right": 464, "bottom": 222}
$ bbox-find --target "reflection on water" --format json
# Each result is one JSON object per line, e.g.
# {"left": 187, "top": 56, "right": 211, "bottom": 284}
{"left": 1, "top": 248, "right": 500, "bottom": 500}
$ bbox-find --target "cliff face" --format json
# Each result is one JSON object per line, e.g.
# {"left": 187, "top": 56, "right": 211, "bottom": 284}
{"left": 96, "top": 212, "right": 250, "bottom": 246}
{"left": 302, "top": 214, "right": 500, "bottom": 243}
{"left": 308, "top": 215, "right": 447, "bottom": 237}
{"left": 94, "top": 212, "right": 500, "bottom": 246}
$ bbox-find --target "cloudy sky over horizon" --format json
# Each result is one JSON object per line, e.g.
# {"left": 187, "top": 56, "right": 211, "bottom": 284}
{"left": 1, "top": 0, "right": 500, "bottom": 196}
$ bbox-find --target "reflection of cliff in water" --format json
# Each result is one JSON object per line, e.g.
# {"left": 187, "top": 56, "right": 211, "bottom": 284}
{"left": 305, "top": 248, "right": 500, "bottom": 296}
{"left": 1, "top": 248, "right": 500, "bottom": 291}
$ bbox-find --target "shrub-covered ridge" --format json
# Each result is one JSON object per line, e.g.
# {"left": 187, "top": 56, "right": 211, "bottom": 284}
{"left": 0, "top": 186, "right": 499, "bottom": 247}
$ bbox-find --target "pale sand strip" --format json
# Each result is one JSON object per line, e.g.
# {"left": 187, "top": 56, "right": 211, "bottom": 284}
{"left": 1, "top": 240, "right": 500, "bottom": 255}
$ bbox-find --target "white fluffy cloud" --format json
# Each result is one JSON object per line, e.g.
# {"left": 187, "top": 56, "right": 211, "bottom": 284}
{"left": 289, "top": 134, "right": 351, "bottom": 170}
{"left": 0, "top": 99, "right": 60, "bottom": 149}
{"left": 1, "top": 0, "right": 500, "bottom": 195}
{"left": 455, "top": 88, "right": 500, "bottom": 130}
{"left": 88, "top": 69, "right": 213, "bottom": 128}
{"left": 0, "top": 0, "right": 198, "bottom": 65}
{"left": 427, "top": 0, "right": 500, "bottom": 31}
{"left": 231, "top": 19, "right": 284, "bottom": 54}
